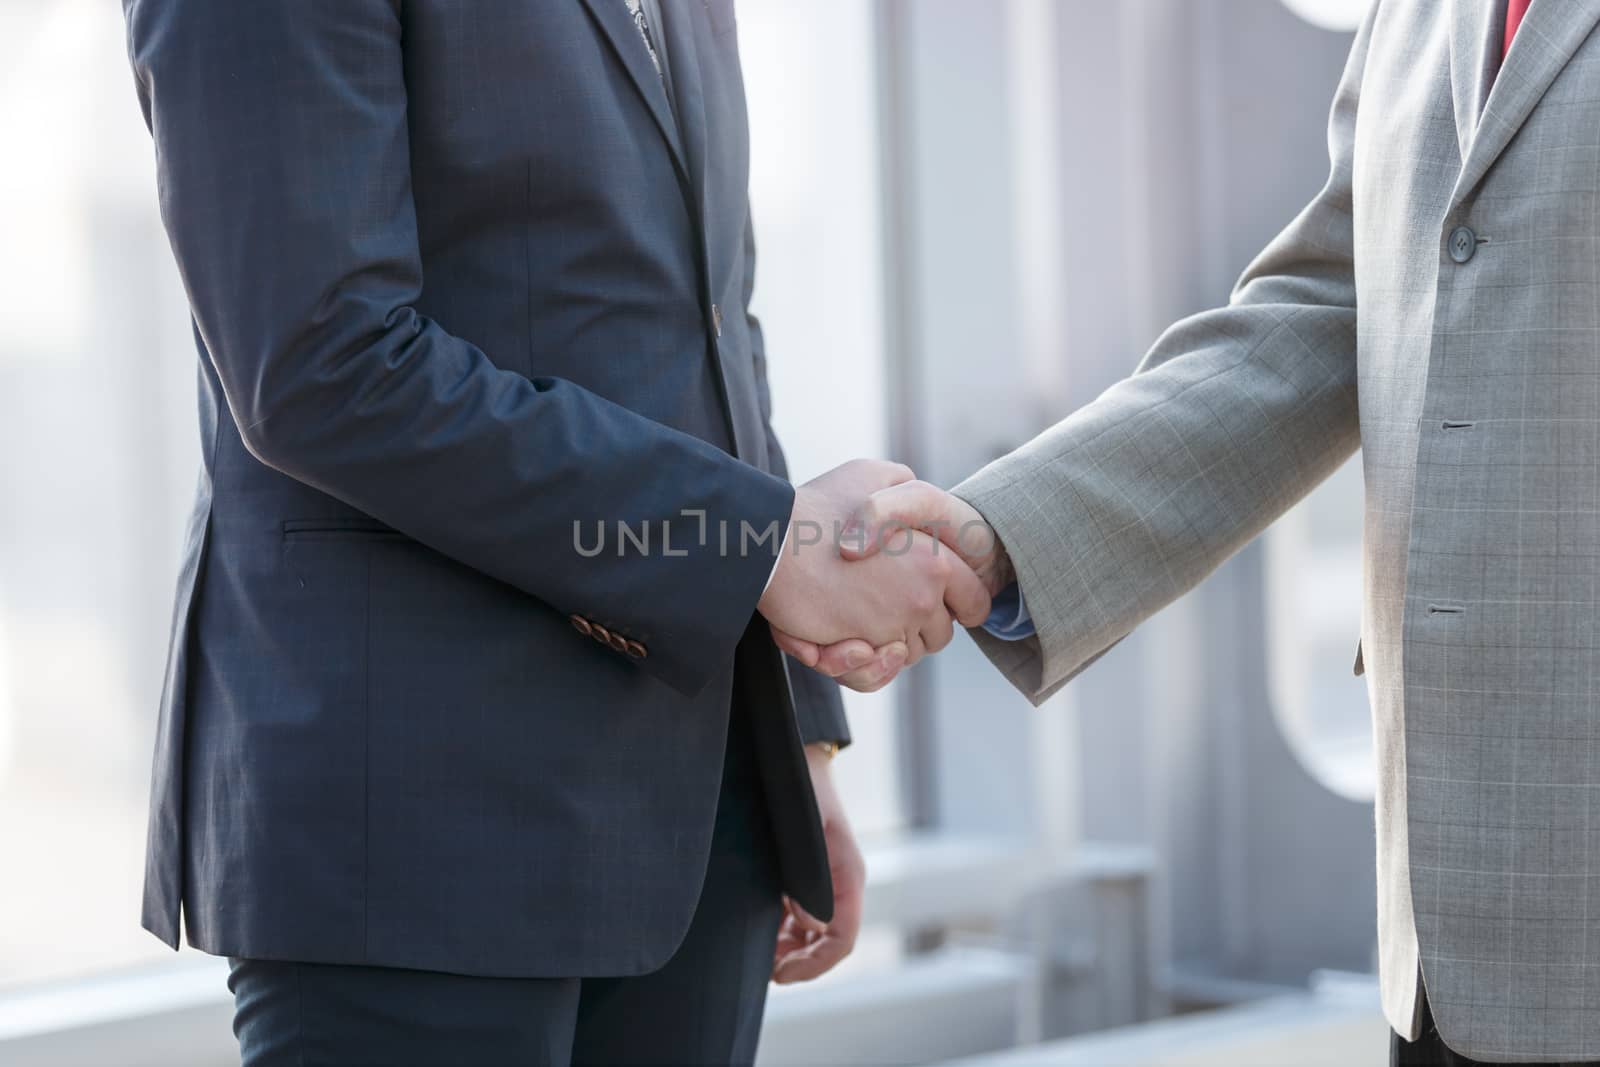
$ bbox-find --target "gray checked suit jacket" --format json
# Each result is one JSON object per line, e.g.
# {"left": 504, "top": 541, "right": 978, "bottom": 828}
{"left": 956, "top": 1, "right": 1600, "bottom": 1059}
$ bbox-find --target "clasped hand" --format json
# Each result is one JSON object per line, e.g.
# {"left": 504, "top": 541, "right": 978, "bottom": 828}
{"left": 756, "top": 460, "right": 1013, "bottom": 691}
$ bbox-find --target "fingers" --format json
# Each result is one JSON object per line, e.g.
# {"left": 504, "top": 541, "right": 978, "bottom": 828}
{"left": 809, "top": 638, "right": 884, "bottom": 676}
{"left": 771, "top": 898, "right": 858, "bottom": 984}
{"left": 808, "top": 639, "right": 909, "bottom": 691}
{"left": 786, "top": 898, "right": 828, "bottom": 936}
{"left": 771, "top": 899, "right": 825, "bottom": 978}
{"left": 919, "top": 604, "right": 957, "bottom": 655}
{"left": 842, "top": 480, "right": 990, "bottom": 565}
{"left": 835, "top": 642, "right": 908, "bottom": 691}
{"left": 902, "top": 531, "right": 989, "bottom": 645}
{"left": 773, "top": 852, "right": 866, "bottom": 984}
{"left": 770, "top": 626, "right": 821, "bottom": 668}
{"left": 841, "top": 480, "right": 954, "bottom": 560}
{"left": 772, "top": 906, "right": 811, "bottom": 971}
{"left": 778, "top": 626, "right": 910, "bottom": 691}
{"left": 772, "top": 929, "right": 853, "bottom": 984}
{"left": 899, "top": 630, "right": 928, "bottom": 670}
{"left": 941, "top": 553, "right": 993, "bottom": 628}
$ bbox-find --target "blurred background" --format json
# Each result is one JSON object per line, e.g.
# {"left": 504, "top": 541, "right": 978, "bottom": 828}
{"left": 0, "top": 0, "right": 1388, "bottom": 1063}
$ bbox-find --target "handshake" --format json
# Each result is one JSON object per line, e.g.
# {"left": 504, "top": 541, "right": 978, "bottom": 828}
{"left": 757, "top": 459, "right": 1015, "bottom": 692}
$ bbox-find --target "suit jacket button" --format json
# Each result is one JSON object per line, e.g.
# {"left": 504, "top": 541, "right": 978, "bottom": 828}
{"left": 591, "top": 623, "right": 612, "bottom": 645}
{"left": 607, "top": 632, "right": 629, "bottom": 653}
{"left": 569, "top": 614, "right": 593, "bottom": 638}
{"left": 625, "top": 640, "right": 648, "bottom": 659}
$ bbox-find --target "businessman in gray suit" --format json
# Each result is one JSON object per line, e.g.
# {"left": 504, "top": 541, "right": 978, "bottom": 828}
{"left": 786, "top": 0, "right": 1600, "bottom": 1062}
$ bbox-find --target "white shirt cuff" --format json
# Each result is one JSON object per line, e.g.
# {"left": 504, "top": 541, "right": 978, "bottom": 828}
{"left": 762, "top": 520, "right": 793, "bottom": 597}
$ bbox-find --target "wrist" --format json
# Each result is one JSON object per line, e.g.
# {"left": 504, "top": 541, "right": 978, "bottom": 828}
{"left": 759, "top": 485, "right": 822, "bottom": 618}
{"left": 805, "top": 741, "right": 841, "bottom": 809}
{"left": 761, "top": 520, "right": 795, "bottom": 598}
{"left": 808, "top": 740, "right": 841, "bottom": 762}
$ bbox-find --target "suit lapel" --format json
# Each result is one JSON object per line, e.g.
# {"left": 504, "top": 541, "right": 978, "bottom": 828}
{"left": 1452, "top": 0, "right": 1600, "bottom": 204}
{"left": 577, "top": 0, "right": 748, "bottom": 459}
{"left": 1447, "top": 0, "right": 1497, "bottom": 161}
{"left": 576, "top": 0, "right": 690, "bottom": 183}
{"left": 656, "top": 1, "right": 710, "bottom": 226}
{"left": 655, "top": 4, "right": 753, "bottom": 460}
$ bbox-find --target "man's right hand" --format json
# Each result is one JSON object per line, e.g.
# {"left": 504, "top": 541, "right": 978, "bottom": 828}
{"left": 841, "top": 480, "right": 1013, "bottom": 596}
{"left": 757, "top": 460, "right": 993, "bottom": 668}
{"left": 770, "top": 479, "right": 1013, "bottom": 690}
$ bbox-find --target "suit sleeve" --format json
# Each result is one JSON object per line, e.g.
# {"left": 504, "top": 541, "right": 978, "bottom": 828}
{"left": 122, "top": 0, "right": 792, "bottom": 698}
{"left": 954, "top": 6, "right": 1377, "bottom": 704}
{"left": 742, "top": 214, "right": 851, "bottom": 747}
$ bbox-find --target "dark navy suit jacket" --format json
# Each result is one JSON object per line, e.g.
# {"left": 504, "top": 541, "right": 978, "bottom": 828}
{"left": 123, "top": 0, "right": 848, "bottom": 977}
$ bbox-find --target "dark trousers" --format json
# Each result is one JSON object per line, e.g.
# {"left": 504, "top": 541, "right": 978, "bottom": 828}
{"left": 229, "top": 700, "right": 785, "bottom": 1066}
{"left": 1392, "top": 991, "right": 1599, "bottom": 1066}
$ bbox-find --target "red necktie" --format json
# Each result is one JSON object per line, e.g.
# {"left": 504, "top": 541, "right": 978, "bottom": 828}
{"left": 1504, "top": 0, "right": 1532, "bottom": 59}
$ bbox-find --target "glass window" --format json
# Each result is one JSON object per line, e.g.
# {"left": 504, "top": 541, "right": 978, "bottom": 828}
{"left": 0, "top": 0, "right": 197, "bottom": 988}
{"left": 740, "top": 0, "right": 903, "bottom": 836}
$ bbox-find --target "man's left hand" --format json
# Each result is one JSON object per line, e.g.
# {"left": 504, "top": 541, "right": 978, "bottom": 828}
{"left": 772, "top": 743, "right": 865, "bottom": 984}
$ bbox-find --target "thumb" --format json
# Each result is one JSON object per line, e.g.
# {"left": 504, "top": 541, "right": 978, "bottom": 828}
{"left": 840, "top": 481, "right": 967, "bottom": 561}
{"left": 771, "top": 626, "right": 821, "bottom": 668}
{"left": 943, "top": 555, "right": 994, "bottom": 629}
{"left": 786, "top": 898, "right": 828, "bottom": 935}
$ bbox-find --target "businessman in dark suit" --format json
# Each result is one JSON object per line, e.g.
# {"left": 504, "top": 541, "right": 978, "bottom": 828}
{"left": 122, "top": 0, "right": 990, "bottom": 1062}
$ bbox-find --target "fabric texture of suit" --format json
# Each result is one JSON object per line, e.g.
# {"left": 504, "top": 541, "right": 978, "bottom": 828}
{"left": 122, "top": 0, "right": 847, "bottom": 981}
{"left": 957, "top": 0, "right": 1600, "bottom": 1060}
{"left": 1391, "top": 989, "right": 1594, "bottom": 1066}
{"left": 227, "top": 678, "right": 785, "bottom": 1066}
